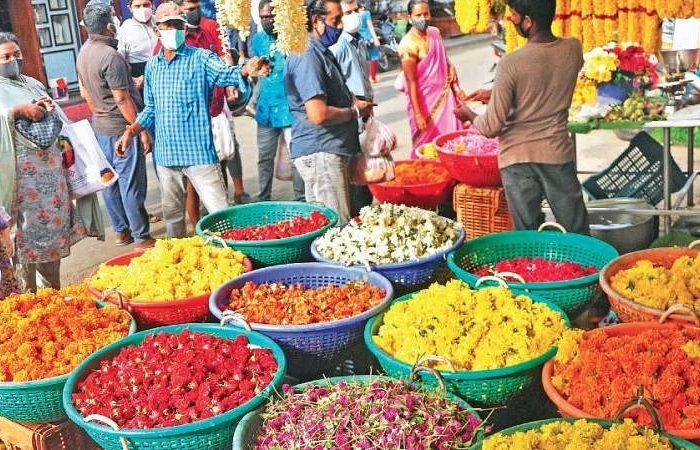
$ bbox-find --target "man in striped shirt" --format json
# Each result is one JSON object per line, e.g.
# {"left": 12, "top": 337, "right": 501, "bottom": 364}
{"left": 116, "top": 2, "right": 268, "bottom": 238}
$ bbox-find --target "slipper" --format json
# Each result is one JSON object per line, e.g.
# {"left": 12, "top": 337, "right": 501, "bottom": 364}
{"left": 148, "top": 214, "right": 162, "bottom": 223}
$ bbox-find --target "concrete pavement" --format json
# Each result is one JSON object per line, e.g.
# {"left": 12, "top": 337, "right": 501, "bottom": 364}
{"left": 59, "top": 40, "right": 700, "bottom": 285}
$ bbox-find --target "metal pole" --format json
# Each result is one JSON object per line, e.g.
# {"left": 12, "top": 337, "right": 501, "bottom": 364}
{"left": 688, "top": 127, "right": 695, "bottom": 207}
{"left": 663, "top": 127, "right": 672, "bottom": 232}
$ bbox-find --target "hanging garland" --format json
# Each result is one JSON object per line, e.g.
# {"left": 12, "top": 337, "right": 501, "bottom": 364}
{"left": 271, "top": 0, "right": 308, "bottom": 55}
{"left": 456, "top": 0, "right": 492, "bottom": 34}
{"left": 215, "top": 0, "right": 252, "bottom": 40}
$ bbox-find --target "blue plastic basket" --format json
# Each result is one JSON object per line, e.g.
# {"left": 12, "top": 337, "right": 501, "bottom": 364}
{"left": 310, "top": 227, "right": 465, "bottom": 292}
{"left": 210, "top": 263, "right": 394, "bottom": 378}
{"left": 0, "top": 302, "right": 136, "bottom": 423}
{"left": 62, "top": 324, "right": 287, "bottom": 450}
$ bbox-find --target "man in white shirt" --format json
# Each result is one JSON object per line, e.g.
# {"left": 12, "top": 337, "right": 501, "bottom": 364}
{"left": 117, "top": 0, "right": 158, "bottom": 89}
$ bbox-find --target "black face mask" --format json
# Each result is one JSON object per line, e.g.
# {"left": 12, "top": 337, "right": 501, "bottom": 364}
{"left": 185, "top": 8, "right": 202, "bottom": 27}
{"left": 261, "top": 19, "right": 276, "bottom": 37}
{"left": 516, "top": 18, "right": 531, "bottom": 38}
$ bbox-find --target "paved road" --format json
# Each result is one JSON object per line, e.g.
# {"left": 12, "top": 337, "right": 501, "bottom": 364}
{"left": 60, "top": 39, "right": 700, "bottom": 285}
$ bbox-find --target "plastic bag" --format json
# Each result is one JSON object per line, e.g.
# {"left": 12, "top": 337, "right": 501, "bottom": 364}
{"left": 58, "top": 120, "right": 118, "bottom": 199}
{"left": 349, "top": 153, "right": 396, "bottom": 185}
{"left": 393, "top": 72, "right": 405, "bottom": 92}
{"left": 274, "top": 129, "right": 293, "bottom": 181}
{"left": 211, "top": 112, "right": 237, "bottom": 161}
{"left": 362, "top": 118, "right": 397, "bottom": 157}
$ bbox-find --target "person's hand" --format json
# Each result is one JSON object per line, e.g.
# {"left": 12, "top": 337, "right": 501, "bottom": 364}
{"left": 1, "top": 228, "right": 13, "bottom": 259}
{"left": 354, "top": 99, "right": 373, "bottom": 120}
{"left": 456, "top": 89, "right": 469, "bottom": 103}
{"left": 373, "top": 37, "right": 381, "bottom": 47}
{"left": 115, "top": 129, "right": 134, "bottom": 159}
{"left": 226, "top": 86, "right": 241, "bottom": 104}
{"left": 35, "top": 96, "right": 55, "bottom": 112}
{"left": 415, "top": 113, "right": 430, "bottom": 133}
{"left": 243, "top": 57, "right": 271, "bottom": 78}
{"left": 466, "top": 88, "right": 492, "bottom": 104}
{"left": 13, "top": 103, "right": 46, "bottom": 122}
{"left": 454, "top": 103, "right": 477, "bottom": 123}
{"left": 139, "top": 130, "right": 153, "bottom": 155}
{"left": 133, "top": 76, "right": 145, "bottom": 90}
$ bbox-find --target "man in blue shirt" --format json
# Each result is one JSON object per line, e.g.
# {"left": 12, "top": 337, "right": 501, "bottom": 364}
{"left": 285, "top": 0, "right": 372, "bottom": 223}
{"left": 116, "top": 2, "right": 267, "bottom": 238}
{"left": 250, "top": 0, "right": 304, "bottom": 202}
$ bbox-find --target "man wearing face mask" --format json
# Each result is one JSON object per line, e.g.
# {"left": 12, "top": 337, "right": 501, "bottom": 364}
{"left": 455, "top": 0, "right": 588, "bottom": 235}
{"left": 117, "top": 0, "right": 158, "bottom": 89}
{"left": 250, "top": 0, "right": 305, "bottom": 202}
{"left": 285, "top": 0, "right": 373, "bottom": 223}
{"left": 116, "top": 2, "right": 266, "bottom": 239}
{"left": 77, "top": 2, "right": 154, "bottom": 248}
{"left": 330, "top": 0, "right": 374, "bottom": 216}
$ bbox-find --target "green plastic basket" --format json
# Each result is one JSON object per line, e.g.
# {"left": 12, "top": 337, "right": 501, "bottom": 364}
{"left": 447, "top": 227, "right": 619, "bottom": 316}
{"left": 195, "top": 201, "right": 338, "bottom": 267}
{"left": 62, "top": 324, "right": 287, "bottom": 450}
{"left": 364, "top": 290, "right": 571, "bottom": 406}
{"left": 471, "top": 418, "right": 700, "bottom": 449}
{"left": 0, "top": 302, "right": 136, "bottom": 423}
{"left": 232, "top": 375, "right": 483, "bottom": 449}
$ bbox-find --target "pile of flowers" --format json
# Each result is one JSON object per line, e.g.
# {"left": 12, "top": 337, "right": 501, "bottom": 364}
{"left": 475, "top": 258, "right": 598, "bottom": 283}
{"left": 610, "top": 254, "right": 700, "bottom": 309}
{"left": 227, "top": 281, "right": 386, "bottom": 325}
{"left": 72, "top": 331, "right": 278, "bottom": 429}
{"left": 0, "top": 285, "right": 131, "bottom": 382}
{"left": 220, "top": 212, "right": 330, "bottom": 241}
{"left": 582, "top": 44, "right": 659, "bottom": 90}
{"left": 374, "top": 280, "right": 567, "bottom": 371}
{"left": 254, "top": 379, "right": 483, "bottom": 449}
{"left": 385, "top": 161, "right": 450, "bottom": 186}
{"left": 483, "top": 419, "right": 674, "bottom": 449}
{"left": 440, "top": 133, "right": 499, "bottom": 156}
{"left": 551, "top": 326, "right": 700, "bottom": 429}
{"left": 90, "top": 237, "right": 249, "bottom": 301}
{"left": 314, "top": 204, "right": 462, "bottom": 266}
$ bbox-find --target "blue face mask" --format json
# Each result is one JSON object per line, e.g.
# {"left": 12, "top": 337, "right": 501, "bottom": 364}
{"left": 320, "top": 23, "right": 342, "bottom": 47}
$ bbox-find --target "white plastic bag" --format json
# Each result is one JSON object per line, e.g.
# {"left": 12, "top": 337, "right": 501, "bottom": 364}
{"left": 211, "top": 112, "right": 237, "bottom": 161}
{"left": 58, "top": 120, "right": 118, "bottom": 199}
{"left": 362, "top": 117, "right": 397, "bottom": 157}
{"left": 274, "top": 129, "right": 293, "bottom": 181}
{"left": 393, "top": 72, "right": 405, "bottom": 92}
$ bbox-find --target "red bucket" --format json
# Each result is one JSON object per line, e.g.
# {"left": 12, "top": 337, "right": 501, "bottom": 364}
{"left": 89, "top": 248, "right": 253, "bottom": 329}
{"left": 434, "top": 130, "right": 501, "bottom": 187}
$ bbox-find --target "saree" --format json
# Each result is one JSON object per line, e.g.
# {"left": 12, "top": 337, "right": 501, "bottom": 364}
{"left": 402, "top": 27, "right": 463, "bottom": 158}
{"left": 0, "top": 75, "right": 86, "bottom": 264}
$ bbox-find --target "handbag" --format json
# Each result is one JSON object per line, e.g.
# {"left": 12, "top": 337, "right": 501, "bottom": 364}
{"left": 14, "top": 110, "right": 63, "bottom": 149}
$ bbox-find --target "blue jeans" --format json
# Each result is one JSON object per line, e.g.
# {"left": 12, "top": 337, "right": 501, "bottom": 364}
{"left": 257, "top": 126, "right": 305, "bottom": 201}
{"left": 95, "top": 133, "right": 150, "bottom": 242}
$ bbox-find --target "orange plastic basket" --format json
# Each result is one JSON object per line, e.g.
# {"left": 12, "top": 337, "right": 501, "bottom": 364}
{"left": 542, "top": 322, "right": 700, "bottom": 443}
{"left": 453, "top": 183, "right": 513, "bottom": 239}
{"left": 89, "top": 248, "right": 253, "bottom": 329}
{"left": 599, "top": 246, "right": 700, "bottom": 324}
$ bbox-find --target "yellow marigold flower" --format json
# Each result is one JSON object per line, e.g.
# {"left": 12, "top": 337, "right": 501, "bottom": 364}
{"left": 90, "top": 237, "right": 249, "bottom": 302}
{"left": 374, "top": 280, "right": 567, "bottom": 371}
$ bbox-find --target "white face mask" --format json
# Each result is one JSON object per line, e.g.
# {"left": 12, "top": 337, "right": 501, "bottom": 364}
{"left": 159, "top": 28, "right": 185, "bottom": 50}
{"left": 132, "top": 7, "right": 153, "bottom": 23}
{"left": 342, "top": 12, "right": 361, "bottom": 35}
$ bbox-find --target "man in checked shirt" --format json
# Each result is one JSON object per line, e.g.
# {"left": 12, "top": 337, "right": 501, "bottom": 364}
{"left": 116, "top": 2, "right": 269, "bottom": 238}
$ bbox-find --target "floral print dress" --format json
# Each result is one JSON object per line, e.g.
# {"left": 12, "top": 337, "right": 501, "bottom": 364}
{"left": 0, "top": 207, "right": 19, "bottom": 300}
{"left": 12, "top": 129, "right": 85, "bottom": 264}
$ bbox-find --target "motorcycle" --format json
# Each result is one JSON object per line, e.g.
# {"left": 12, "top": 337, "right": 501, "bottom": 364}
{"left": 372, "top": 3, "right": 401, "bottom": 72}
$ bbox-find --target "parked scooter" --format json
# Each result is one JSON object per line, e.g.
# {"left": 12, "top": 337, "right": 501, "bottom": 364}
{"left": 372, "top": 2, "right": 401, "bottom": 72}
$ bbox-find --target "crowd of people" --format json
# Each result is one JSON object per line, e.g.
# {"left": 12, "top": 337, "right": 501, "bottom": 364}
{"left": 0, "top": 0, "right": 585, "bottom": 296}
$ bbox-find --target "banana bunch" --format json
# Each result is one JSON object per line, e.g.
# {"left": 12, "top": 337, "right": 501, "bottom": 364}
{"left": 272, "top": 0, "right": 308, "bottom": 55}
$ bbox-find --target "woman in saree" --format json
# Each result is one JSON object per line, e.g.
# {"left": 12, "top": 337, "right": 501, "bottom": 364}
{"left": 399, "top": 0, "right": 466, "bottom": 157}
{"left": 0, "top": 32, "right": 87, "bottom": 292}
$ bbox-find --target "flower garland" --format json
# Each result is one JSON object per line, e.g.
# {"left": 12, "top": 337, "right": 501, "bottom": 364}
{"left": 214, "top": 0, "right": 251, "bottom": 40}
{"left": 456, "top": 0, "right": 492, "bottom": 34}
{"left": 271, "top": 0, "right": 308, "bottom": 54}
